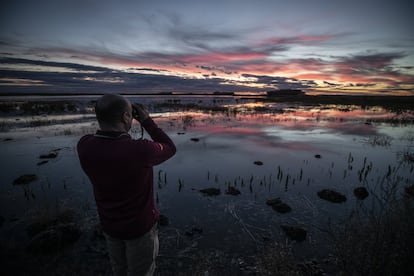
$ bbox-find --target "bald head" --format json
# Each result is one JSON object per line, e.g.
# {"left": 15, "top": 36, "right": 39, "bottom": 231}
{"left": 95, "top": 94, "right": 131, "bottom": 128}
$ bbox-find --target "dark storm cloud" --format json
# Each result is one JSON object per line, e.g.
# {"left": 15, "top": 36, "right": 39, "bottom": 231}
{"left": 0, "top": 57, "right": 112, "bottom": 72}
{"left": 1, "top": 0, "right": 413, "bottom": 96}
{"left": 333, "top": 52, "right": 414, "bottom": 88}
{"left": 0, "top": 58, "right": 259, "bottom": 93}
{"left": 0, "top": 57, "right": 317, "bottom": 94}
{"left": 323, "top": 81, "right": 337, "bottom": 87}
{"left": 241, "top": 74, "right": 315, "bottom": 90}
{"left": 128, "top": 68, "right": 169, "bottom": 73}
{"left": 337, "top": 52, "right": 406, "bottom": 74}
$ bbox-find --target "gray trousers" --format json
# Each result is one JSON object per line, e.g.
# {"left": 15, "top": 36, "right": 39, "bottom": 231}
{"left": 104, "top": 223, "right": 159, "bottom": 276}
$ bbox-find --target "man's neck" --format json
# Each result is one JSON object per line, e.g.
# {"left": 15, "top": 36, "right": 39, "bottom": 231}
{"left": 99, "top": 124, "right": 127, "bottom": 133}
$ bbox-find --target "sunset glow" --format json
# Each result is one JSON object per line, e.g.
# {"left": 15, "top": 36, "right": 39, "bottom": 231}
{"left": 0, "top": 0, "right": 413, "bottom": 95}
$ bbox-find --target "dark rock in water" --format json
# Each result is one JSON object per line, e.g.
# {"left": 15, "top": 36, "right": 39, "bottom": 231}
{"left": 3, "top": 138, "right": 13, "bottom": 142}
{"left": 39, "top": 151, "right": 58, "bottom": 159}
{"left": 405, "top": 185, "right": 414, "bottom": 197}
{"left": 159, "top": 214, "right": 169, "bottom": 226}
{"left": 353, "top": 187, "right": 369, "bottom": 200}
{"left": 177, "top": 132, "right": 185, "bottom": 135}
{"left": 192, "top": 227, "right": 203, "bottom": 234}
{"left": 199, "top": 188, "right": 220, "bottom": 196}
{"left": 13, "top": 174, "right": 38, "bottom": 185}
{"left": 184, "top": 230, "right": 193, "bottom": 237}
{"left": 27, "top": 223, "right": 81, "bottom": 254}
{"left": 314, "top": 154, "right": 322, "bottom": 159}
{"left": 254, "top": 161, "right": 263, "bottom": 166}
{"left": 37, "top": 160, "right": 49, "bottom": 166}
{"left": 266, "top": 198, "right": 292, "bottom": 213}
{"left": 317, "top": 189, "right": 347, "bottom": 203}
{"left": 226, "top": 186, "right": 241, "bottom": 196}
{"left": 281, "top": 225, "right": 307, "bottom": 241}
{"left": 190, "top": 138, "right": 200, "bottom": 142}
{"left": 185, "top": 226, "right": 203, "bottom": 237}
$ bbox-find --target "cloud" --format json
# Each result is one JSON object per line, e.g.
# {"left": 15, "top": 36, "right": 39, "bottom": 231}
{"left": 330, "top": 53, "right": 414, "bottom": 88}
{"left": 263, "top": 34, "right": 337, "bottom": 46}
{"left": 0, "top": 56, "right": 320, "bottom": 94}
{"left": 0, "top": 57, "right": 111, "bottom": 73}
{"left": 1, "top": 36, "right": 413, "bottom": 95}
{"left": 241, "top": 73, "right": 315, "bottom": 90}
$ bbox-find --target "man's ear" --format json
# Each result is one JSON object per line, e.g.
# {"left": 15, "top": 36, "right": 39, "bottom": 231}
{"left": 122, "top": 111, "right": 131, "bottom": 124}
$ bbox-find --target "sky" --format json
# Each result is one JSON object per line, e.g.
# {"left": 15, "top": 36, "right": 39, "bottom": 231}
{"left": 1, "top": 0, "right": 414, "bottom": 95}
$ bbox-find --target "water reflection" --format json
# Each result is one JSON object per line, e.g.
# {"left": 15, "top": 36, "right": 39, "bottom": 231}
{"left": 1, "top": 99, "right": 413, "bottom": 262}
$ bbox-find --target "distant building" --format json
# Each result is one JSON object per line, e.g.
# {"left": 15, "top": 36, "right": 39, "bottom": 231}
{"left": 266, "top": 89, "right": 304, "bottom": 97}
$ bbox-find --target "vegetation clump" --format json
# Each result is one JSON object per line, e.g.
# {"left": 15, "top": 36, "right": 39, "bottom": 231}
{"left": 332, "top": 198, "right": 414, "bottom": 275}
{"left": 317, "top": 189, "right": 347, "bottom": 203}
{"left": 266, "top": 198, "right": 292, "bottom": 213}
{"left": 281, "top": 225, "right": 307, "bottom": 242}
{"left": 199, "top": 187, "right": 221, "bottom": 196}
{"left": 27, "top": 223, "right": 81, "bottom": 254}
{"left": 405, "top": 185, "right": 414, "bottom": 197}
{"left": 225, "top": 186, "right": 241, "bottom": 196}
{"left": 39, "top": 150, "right": 58, "bottom": 159}
{"left": 26, "top": 208, "right": 80, "bottom": 254}
{"left": 13, "top": 174, "right": 38, "bottom": 185}
{"left": 353, "top": 187, "right": 369, "bottom": 200}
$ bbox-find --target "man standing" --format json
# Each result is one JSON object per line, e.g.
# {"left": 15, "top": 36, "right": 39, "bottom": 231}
{"left": 77, "top": 94, "right": 176, "bottom": 275}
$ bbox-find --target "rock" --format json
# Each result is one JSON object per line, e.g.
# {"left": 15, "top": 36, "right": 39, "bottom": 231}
{"left": 159, "top": 214, "right": 169, "bottom": 226}
{"left": 177, "top": 132, "right": 185, "bottom": 135}
{"left": 254, "top": 161, "right": 263, "bottom": 166}
{"left": 281, "top": 225, "right": 307, "bottom": 241}
{"left": 27, "top": 223, "right": 81, "bottom": 254}
{"left": 190, "top": 138, "right": 200, "bottom": 142}
{"left": 3, "top": 138, "right": 13, "bottom": 142}
{"left": 317, "top": 189, "right": 347, "bottom": 203}
{"left": 192, "top": 227, "right": 203, "bottom": 234}
{"left": 39, "top": 151, "right": 58, "bottom": 159}
{"left": 405, "top": 185, "right": 414, "bottom": 197}
{"left": 37, "top": 160, "right": 49, "bottom": 166}
{"left": 266, "top": 198, "right": 292, "bottom": 213}
{"left": 185, "top": 226, "right": 203, "bottom": 237}
{"left": 314, "top": 154, "right": 322, "bottom": 159}
{"left": 13, "top": 174, "right": 38, "bottom": 185}
{"left": 353, "top": 187, "right": 369, "bottom": 200}
{"left": 199, "top": 188, "right": 220, "bottom": 196}
{"left": 225, "top": 186, "right": 241, "bottom": 196}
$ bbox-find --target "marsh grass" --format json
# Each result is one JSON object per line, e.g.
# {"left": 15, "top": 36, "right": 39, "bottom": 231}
{"left": 330, "top": 176, "right": 414, "bottom": 275}
{"left": 256, "top": 242, "right": 306, "bottom": 276}
{"left": 367, "top": 135, "right": 393, "bottom": 147}
{"left": 27, "top": 207, "right": 76, "bottom": 238}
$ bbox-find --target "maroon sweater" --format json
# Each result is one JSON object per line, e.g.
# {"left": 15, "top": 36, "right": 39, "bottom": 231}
{"left": 77, "top": 118, "right": 176, "bottom": 239}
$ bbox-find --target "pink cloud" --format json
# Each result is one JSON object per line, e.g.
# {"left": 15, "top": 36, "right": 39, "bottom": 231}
{"left": 181, "top": 52, "right": 266, "bottom": 63}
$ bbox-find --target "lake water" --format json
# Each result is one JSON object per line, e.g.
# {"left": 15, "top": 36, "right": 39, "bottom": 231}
{"left": 0, "top": 96, "right": 413, "bottom": 262}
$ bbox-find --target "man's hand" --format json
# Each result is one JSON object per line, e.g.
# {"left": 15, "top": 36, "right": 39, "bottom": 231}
{"left": 132, "top": 103, "right": 150, "bottom": 123}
